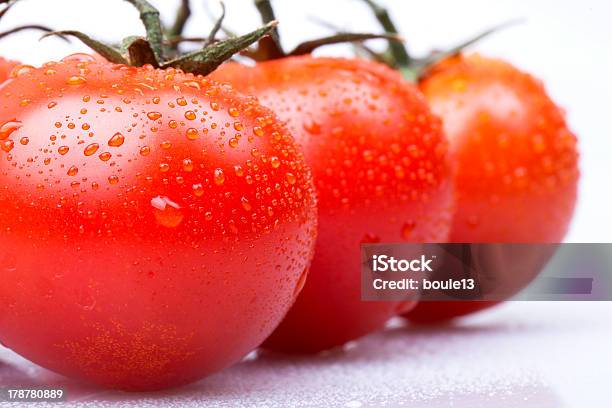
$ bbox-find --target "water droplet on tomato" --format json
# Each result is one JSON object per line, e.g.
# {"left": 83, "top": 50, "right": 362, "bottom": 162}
{"left": 84, "top": 143, "right": 99, "bottom": 156}
{"left": 303, "top": 120, "right": 322, "bottom": 135}
{"left": 66, "top": 75, "right": 87, "bottom": 85}
{"left": 186, "top": 128, "right": 199, "bottom": 140}
{"left": 234, "top": 165, "right": 244, "bottom": 177}
{"left": 9, "top": 64, "right": 35, "bottom": 78}
{"left": 0, "top": 121, "right": 22, "bottom": 140}
{"left": 1, "top": 140, "right": 14, "bottom": 152}
{"left": 192, "top": 183, "right": 204, "bottom": 197}
{"left": 285, "top": 172, "right": 296, "bottom": 184}
{"left": 151, "top": 196, "right": 184, "bottom": 228}
{"left": 108, "top": 132, "right": 125, "bottom": 147}
{"left": 147, "top": 111, "right": 162, "bottom": 120}
{"left": 67, "top": 165, "right": 79, "bottom": 176}
{"left": 293, "top": 267, "right": 308, "bottom": 297}
{"left": 182, "top": 158, "right": 194, "bottom": 172}
{"left": 253, "top": 126, "right": 264, "bottom": 137}
{"left": 228, "top": 107, "right": 240, "bottom": 117}
{"left": 99, "top": 152, "right": 111, "bottom": 161}
{"left": 214, "top": 168, "right": 225, "bottom": 185}
{"left": 241, "top": 197, "right": 252, "bottom": 211}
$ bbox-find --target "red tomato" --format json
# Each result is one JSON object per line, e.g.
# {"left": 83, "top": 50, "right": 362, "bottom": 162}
{"left": 0, "top": 57, "right": 18, "bottom": 82}
{"left": 0, "top": 55, "right": 317, "bottom": 390}
{"left": 405, "top": 54, "right": 579, "bottom": 323}
{"left": 212, "top": 56, "right": 453, "bottom": 352}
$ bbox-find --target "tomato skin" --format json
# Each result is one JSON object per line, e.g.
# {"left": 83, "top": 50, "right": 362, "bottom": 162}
{"left": 0, "top": 56, "right": 317, "bottom": 390}
{"left": 0, "top": 57, "right": 18, "bottom": 83}
{"left": 212, "top": 57, "right": 453, "bottom": 352}
{"left": 405, "top": 54, "right": 579, "bottom": 323}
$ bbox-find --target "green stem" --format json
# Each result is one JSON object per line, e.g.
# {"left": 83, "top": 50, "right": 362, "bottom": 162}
{"left": 0, "top": 24, "right": 68, "bottom": 40}
{"left": 41, "top": 30, "right": 128, "bottom": 64}
{"left": 163, "top": 21, "right": 278, "bottom": 75}
{"left": 253, "top": 0, "right": 285, "bottom": 58}
{"left": 288, "top": 32, "right": 402, "bottom": 57}
{"left": 359, "top": 0, "right": 411, "bottom": 67}
{"left": 206, "top": 1, "right": 226, "bottom": 45}
{"left": 123, "top": 0, "right": 164, "bottom": 63}
{"left": 168, "top": 0, "right": 191, "bottom": 39}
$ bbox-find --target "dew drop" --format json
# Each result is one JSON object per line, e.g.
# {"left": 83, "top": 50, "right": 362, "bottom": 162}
{"left": 151, "top": 196, "right": 184, "bottom": 228}
{"left": 84, "top": 143, "right": 99, "bottom": 156}
{"left": 58, "top": 146, "right": 70, "bottom": 155}
{"left": 253, "top": 126, "right": 264, "bottom": 137}
{"left": 182, "top": 158, "right": 194, "bottom": 172}
{"left": 0, "top": 121, "right": 22, "bottom": 140}
{"left": 147, "top": 111, "right": 162, "bottom": 120}
{"left": 186, "top": 128, "right": 199, "bottom": 140}
{"left": 139, "top": 146, "right": 151, "bottom": 156}
{"left": 214, "top": 168, "right": 225, "bottom": 185}
{"left": 66, "top": 75, "right": 87, "bottom": 85}
{"left": 285, "top": 172, "right": 296, "bottom": 185}
{"left": 67, "top": 165, "right": 79, "bottom": 176}
{"left": 9, "top": 64, "right": 35, "bottom": 78}
{"left": 241, "top": 197, "right": 252, "bottom": 211}
{"left": 108, "top": 132, "right": 125, "bottom": 147}
{"left": 1, "top": 140, "right": 14, "bottom": 152}
{"left": 192, "top": 183, "right": 204, "bottom": 197}
{"left": 293, "top": 267, "right": 308, "bottom": 297}
{"left": 99, "top": 152, "right": 112, "bottom": 161}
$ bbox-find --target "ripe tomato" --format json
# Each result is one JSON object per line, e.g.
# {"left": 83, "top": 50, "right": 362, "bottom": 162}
{"left": 405, "top": 54, "right": 579, "bottom": 323}
{"left": 0, "top": 55, "right": 317, "bottom": 390}
{"left": 212, "top": 56, "right": 453, "bottom": 352}
{"left": 0, "top": 57, "right": 18, "bottom": 82}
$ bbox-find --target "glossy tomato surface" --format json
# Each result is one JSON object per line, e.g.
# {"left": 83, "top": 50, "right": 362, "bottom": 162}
{"left": 406, "top": 54, "right": 579, "bottom": 323}
{"left": 212, "top": 57, "right": 453, "bottom": 352}
{"left": 0, "top": 55, "right": 317, "bottom": 390}
{"left": 0, "top": 57, "right": 18, "bottom": 83}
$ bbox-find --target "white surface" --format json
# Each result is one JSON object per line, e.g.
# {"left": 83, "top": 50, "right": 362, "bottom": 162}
{"left": 0, "top": 0, "right": 610, "bottom": 242}
{"left": 1, "top": 302, "right": 611, "bottom": 407}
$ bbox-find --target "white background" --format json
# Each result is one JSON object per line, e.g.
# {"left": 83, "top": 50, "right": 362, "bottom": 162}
{"left": 0, "top": 1, "right": 611, "bottom": 407}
